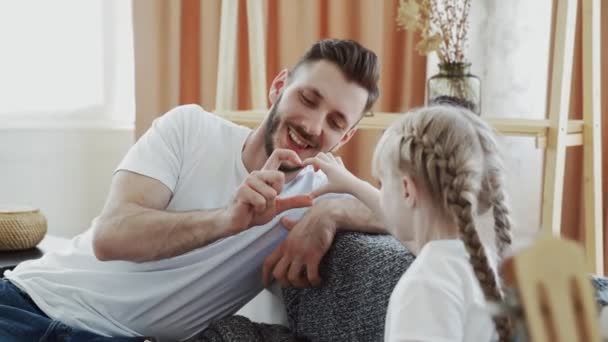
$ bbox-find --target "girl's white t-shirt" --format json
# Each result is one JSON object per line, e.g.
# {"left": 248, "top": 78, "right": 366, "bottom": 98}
{"left": 385, "top": 239, "right": 498, "bottom": 342}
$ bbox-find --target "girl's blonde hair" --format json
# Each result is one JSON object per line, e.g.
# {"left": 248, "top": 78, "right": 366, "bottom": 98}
{"left": 372, "top": 105, "right": 512, "bottom": 341}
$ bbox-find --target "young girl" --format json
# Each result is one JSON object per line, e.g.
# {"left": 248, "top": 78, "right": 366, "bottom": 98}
{"left": 304, "top": 105, "right": 512, "bottom": 341}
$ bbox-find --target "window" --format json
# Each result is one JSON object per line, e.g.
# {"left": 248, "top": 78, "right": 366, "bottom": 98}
{"left": 0, "top": 0, "right": 134, "bottom": 124}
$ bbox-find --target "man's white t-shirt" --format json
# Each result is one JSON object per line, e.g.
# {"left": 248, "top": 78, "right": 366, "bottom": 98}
{"left": 5, "top": 105, "right": 328, "bottom": 342}
{"left": 384, "top": 239, "right": 498, "bottom": 342}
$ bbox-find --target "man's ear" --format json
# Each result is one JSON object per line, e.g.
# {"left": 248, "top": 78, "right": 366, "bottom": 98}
{"left": 329, "top": 128, "right": 358, "bottom": 153}
{"left": 340, "top": 127, "right": 357, "bottom": 146}
{"left": 330, "top": 127, "right": 357, "bottom": 152}
{"left": 402, "top": 175, "right": 418, "bottom": 208}
{"left": 269, "top": 69, "right": 289, "bottom": 105}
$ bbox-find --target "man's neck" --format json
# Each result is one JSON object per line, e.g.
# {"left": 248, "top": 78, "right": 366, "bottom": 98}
{"left": 241, "top": 125, "right": 267, "bottom": 173}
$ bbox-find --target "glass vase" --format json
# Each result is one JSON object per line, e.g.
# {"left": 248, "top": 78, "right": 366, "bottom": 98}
{"left": 426, "top": 62, "right": 481, "bottom": 115}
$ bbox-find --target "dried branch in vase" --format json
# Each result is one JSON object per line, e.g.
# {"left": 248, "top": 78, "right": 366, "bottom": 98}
{"left": 396, "top": 0, "right": 472, "bottom": 64}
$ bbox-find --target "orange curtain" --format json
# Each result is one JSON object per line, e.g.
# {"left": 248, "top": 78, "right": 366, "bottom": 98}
{"left": 132, "top": 0, "right": 182, "bottom": 138}
{"left": 133, "top": 0, "right": 426, "bottom": 181}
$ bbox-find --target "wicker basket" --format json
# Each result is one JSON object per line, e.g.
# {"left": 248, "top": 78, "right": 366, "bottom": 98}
{"left": 0, "top": 207, "right": 47, "bottom": 251}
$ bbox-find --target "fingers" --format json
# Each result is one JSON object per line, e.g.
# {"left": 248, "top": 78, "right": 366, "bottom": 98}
{"left": 280, "top": 217, "right": 297, "bottom": 231}
{"left": 317, "top": 152, "right": 332, "bottom": 162}
{"left": 238, "top": 186, "right": 267, "bottom": 213}
{"left": 246, "top": 175, "right": 278, "bottom": 203}
{"left": 306, "top": 258, "right": 322, "bottom": 287}
{"left": 287, "top": 259, "right": 311, "bottom": 288}
{"left": 275, "top": 195, "right": 313, "bottom": 214}
{"left": 324, "top": 153, "right": 345, "bottom": 168}
{"left": 302, "top": 157, "right": 331, "bottom": 173}
{"left": 318, "top": 152, "right": 345, "bottom": 166}
{"left": 262, "top": 216, "right": 324, "bottom": 289}
{"left": 271, "top": 256, "right": 291, "bottom": 287}
{"left": 253, "top": 170, "right": 285, "bottom": 194}
{"left": 336, "top": 156, "right": 344, "bottom": 167}
{"left": 263, "top": 149, "right": 303, "bottom": 171}
{"left": 241, "top": 170, "right": 284, "bottom": 214}
{"left": 262, "top": 245, "right": 283, "bottom": 287}
{"left": 241, "top": 171, "right": 284, "bottom": 213}
{"left": 310, "top": 184, "right": 332, "bottom": 199}
{"left": 266, "top": 253, "right": 321, "bottom": 288}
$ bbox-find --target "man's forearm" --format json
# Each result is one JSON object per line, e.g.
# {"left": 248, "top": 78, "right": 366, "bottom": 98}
{"left": 93, "top": 204, "right": 232, "bottom": 263}
{"left": 325, "top": 197, "right": 387, "bottom": 234}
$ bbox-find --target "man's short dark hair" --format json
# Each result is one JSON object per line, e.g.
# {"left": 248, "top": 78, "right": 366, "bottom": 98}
{"left": 293, "top": 39, "right": 380, "bottom": 113}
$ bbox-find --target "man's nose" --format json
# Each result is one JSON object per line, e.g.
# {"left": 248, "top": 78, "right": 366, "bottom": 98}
{"left": 302, "top": 112, "right": 324, "bottom": 137}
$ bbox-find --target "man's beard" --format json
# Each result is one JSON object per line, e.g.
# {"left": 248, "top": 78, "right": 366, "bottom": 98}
{"left": 264, "top": 97, "right": 306, "bottom": 173}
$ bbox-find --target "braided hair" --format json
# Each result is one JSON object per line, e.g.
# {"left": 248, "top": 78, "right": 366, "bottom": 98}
{"left": 372, "top": 105, "right": 513, "bottom": 341}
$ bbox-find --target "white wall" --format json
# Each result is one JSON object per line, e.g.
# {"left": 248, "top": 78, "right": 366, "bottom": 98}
{"left": 0, "top": 0, "right": 135, "bottom": 238}
{"left": 427, "top": 0, "right": 554, "bottom": 251}
{"left": 0, "top": 126, "right": 133, "bottom": 237}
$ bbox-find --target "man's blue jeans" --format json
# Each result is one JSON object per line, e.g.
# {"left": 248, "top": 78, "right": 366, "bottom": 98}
{"left": 0, "top": 278, "right": 151, "bottom": 342}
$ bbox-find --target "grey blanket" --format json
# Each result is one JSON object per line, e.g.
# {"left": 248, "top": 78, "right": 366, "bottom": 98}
{"left": 190, "top": 232, "right": 414, "bottom": 342}
{"left": 188, "top": 316, "right": 301, "bottom": 342}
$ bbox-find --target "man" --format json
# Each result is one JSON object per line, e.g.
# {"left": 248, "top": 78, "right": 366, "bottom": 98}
{"left": 1, "top": 39, "right": 385, "bottom": 342}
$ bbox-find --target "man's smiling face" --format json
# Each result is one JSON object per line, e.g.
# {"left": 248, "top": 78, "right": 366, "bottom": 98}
{"left": 264, "top": 60, "right": 368, "bottom": 173}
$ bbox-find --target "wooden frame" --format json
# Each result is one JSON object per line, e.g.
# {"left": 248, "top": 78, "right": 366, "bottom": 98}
{"left": 215, "top": 0, "right": 603, "bottom": 274}
{"left": 541, "top": 0, "right": 578, "bottom": 244}
{"left": 581, "top": 0, "right": 603, "bottom": 276}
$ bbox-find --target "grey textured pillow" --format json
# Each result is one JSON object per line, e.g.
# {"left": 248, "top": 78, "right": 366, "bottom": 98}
{"left": 591, "top": 276, "right": 608, "bottom": 310}
{"left": 282, "top": 232, "right": 416, "bottom": 342}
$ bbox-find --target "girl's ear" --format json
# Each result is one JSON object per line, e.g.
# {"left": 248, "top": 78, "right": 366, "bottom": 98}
{"left": 402, "top": 175, "right": 418, "bottom": 208}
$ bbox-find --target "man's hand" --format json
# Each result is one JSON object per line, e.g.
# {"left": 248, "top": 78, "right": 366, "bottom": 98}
{"left": 224, "top": 149, "right": 313, "bottom": 234}
{"left": 262, "top": 200, "right": 338, "bottom": 288}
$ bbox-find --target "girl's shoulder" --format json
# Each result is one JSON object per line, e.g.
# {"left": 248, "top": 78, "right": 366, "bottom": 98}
{"left": 399, "top": 239, "right": 478, "bottom": 292}
{"left": 417, "top": 240, "right": 470, "bottom": 269}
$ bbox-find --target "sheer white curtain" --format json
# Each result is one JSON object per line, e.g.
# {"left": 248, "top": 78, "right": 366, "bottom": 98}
{"left": 0, "top": 0, "right": 134, "bottom": 125}
{"left": 0, "top": 0, "right": 135, "bottom": 237}
{"left": 446, "top": 0, "right": 554, "bottom": 249}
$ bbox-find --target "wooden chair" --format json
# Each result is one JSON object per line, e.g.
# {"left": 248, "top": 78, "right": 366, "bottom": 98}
{"left": 502, "top": 237, "right": 601, "bottom": 342}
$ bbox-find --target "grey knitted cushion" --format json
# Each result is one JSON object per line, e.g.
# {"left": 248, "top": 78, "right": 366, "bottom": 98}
{"left": 189, "top": 316, "right": 300, "bottom": 342}
{"left": 282, "top": 232, "right": 416, "bottom": 342}
{"left": 591, "top": 276, "right": 608, "bottom": 309}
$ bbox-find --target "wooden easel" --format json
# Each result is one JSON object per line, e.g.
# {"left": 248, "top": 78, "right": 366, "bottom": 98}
{"left": 540, "top": 0, "right": 603, "bottom": 275}
{"left": 214, "top": 0, "right": 603, "bottom": 274}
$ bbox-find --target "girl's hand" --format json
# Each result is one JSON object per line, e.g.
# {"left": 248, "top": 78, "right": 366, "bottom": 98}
{"left": 303, "top": 153, "right": 359, "bottom": 198}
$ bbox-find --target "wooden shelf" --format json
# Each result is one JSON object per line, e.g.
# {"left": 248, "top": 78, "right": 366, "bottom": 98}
{"left": 216, "top": 110, "right": 584, "bottom": 146}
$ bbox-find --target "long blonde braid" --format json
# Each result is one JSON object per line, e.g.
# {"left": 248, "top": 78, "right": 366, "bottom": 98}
{"left": 461, "top": 113, "right": 513, "bottom": 259}
{"left": 384, "top": 105, "right": 512, "bottom": 341}
{"left": 489, "top": 173, "right": 513, "bottom": 258}
{"left": 448, "top": 180, "right": 512, "bottom": 341}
